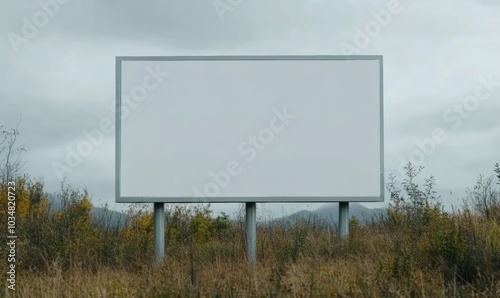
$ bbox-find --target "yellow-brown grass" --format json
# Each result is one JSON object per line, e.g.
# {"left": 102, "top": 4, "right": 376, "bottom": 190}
{"left": 2, "top": 166, "right": 500, "bottom": 297}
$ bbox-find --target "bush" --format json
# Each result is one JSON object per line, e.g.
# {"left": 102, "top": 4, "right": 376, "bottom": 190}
{"left": 466, "top": 170, "right": 500, "bottom": 222}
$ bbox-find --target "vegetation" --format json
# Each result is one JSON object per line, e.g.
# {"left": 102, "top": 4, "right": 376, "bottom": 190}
{"left": 2, "top": 127, "right": 500, "bottom": 296}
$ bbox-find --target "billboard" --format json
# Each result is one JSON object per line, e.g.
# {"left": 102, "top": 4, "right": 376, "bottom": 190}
{"left": 116, "top": 56, "right": 383, "bottom": 203}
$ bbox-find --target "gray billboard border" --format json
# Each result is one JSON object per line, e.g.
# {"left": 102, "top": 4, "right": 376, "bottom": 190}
{"left": 115, "top": 55, "right": 384, "bottom": 203}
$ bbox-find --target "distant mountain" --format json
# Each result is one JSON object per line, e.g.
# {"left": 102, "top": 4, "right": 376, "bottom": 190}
{"left": 44, "top": 193, "right": 385, "bottom": 229}
{"left": 276, "top": 203, "right": 386, "bottom": 227}
{"left": 90, "top": 206, "right": 127, "bottom": 228}
{"left": 46, "top": 193, "right": 127, "bottom": 228}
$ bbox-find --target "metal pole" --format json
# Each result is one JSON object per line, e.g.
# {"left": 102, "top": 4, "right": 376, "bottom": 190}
{"left": 339, "top": 202, "right": 349, "bottom": 239}
{"left": 154, "top": 202, "right": 165, "bottom": 263}
{"left": 245, "top": 202, "right": 257, "bottom": 263}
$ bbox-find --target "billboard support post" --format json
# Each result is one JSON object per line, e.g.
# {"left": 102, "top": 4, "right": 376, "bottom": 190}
{"left": 245, "top": 202, "right": 256, "bottom": 263}
{"left": 339, "top": 202, "right": 349, "bottom": 239}
{"left": 154, "top": 202, "right": 165, "bottom": 263}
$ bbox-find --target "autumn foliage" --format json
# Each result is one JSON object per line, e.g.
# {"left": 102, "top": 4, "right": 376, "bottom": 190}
{"left": 0, "top": 163, "right": 500, "bottom": 296}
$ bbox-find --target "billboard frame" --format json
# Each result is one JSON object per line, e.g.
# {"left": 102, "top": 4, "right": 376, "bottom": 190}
{"left": 115, "top": 55, "right": 384, "bottom": 203}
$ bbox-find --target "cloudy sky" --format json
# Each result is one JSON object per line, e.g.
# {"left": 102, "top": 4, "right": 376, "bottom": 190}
{"left": 1, "top": 0, "right": 498, "bottom": 217}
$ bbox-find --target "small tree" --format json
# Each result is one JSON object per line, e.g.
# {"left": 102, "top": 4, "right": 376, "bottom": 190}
{"left": 386, "top": 163, "right": 443, "bottom": 234}
{"left": 0, "top": 120, "right": 26, "bottom": 184}
{"left": 495, "top": 163, "right": 500, "bottom": 185}
{"left": 466, "top": 165, "right": 500, "bottom": 221}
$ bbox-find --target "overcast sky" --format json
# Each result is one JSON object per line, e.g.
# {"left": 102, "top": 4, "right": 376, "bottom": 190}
{"left": 1, "top": 0, "right": 498, "bottom": 217}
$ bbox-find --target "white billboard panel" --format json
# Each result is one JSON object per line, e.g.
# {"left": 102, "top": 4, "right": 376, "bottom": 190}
{"left": 116, "top": 56, "right": 383, "bottom": 203}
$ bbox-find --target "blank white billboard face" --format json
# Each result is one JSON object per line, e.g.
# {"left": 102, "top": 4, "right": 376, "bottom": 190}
{"left": 116, "top": 56, "right": 383, "bottom": 203}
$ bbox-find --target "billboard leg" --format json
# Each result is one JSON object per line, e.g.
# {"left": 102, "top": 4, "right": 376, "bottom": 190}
{"left": 154, "top": 202, "right": 165, "bottom": 263}
{"left": 245, "top": 202, "right": 256, "bottom": 263}
{"left": 339, "top": 202, "right": 349, "bottom": 239}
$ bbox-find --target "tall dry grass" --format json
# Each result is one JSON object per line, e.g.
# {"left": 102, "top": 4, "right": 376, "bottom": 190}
{"left": 1, "top": 163, "right": 500, "bottom": 297}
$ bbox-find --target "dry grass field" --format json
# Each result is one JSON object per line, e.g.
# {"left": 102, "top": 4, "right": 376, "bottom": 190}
{"left": 2, "top": 163, "right": 500, "bottom": 297}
